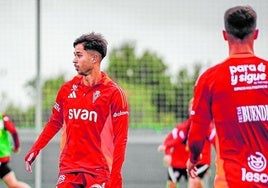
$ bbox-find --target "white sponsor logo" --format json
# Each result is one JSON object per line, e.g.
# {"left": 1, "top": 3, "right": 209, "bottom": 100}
{"left": 68, "top": 108, "right": 98, "bottom": 122}
{"left": 234, "top": 85, "right": 268, "bottom": 91}
{"left": 248, "top": 152, "right": 266, "bottom": 172}
{"left": 53, "top": 102, "right": 61, "bottom": 112}
{"left": 56, "top": 174, "right": 65, "bottom": 185}
{"left": 90, "top": 183, "right": 105, "bottom": 188}
{"left": 236, "top": 105, "right": 268, "bottom": 123}
{"left": 68, "top": 91, "right": 77, "bottom": 98}
{"left": 113, "top": 111, "right": 129, "bottom": 117}
{"left": 241, "top": 152, "right": 268, "bottom": 183}
{"left": 229, "top": 63, "right": 266, "bottom": 86}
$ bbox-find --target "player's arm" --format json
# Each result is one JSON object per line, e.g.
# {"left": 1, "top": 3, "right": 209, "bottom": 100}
{"left": 3, "top": 114, "right": 20, "bottom": 152}
{"left": 162, "top": 121, "right": 191, "bottom": 168}
{"left": 186, "top": 121, "right": 208, "bottom": 178}
{"left": 157, "top": 133, "right": 173, "bottom": 154}
{"left": 162, "top": 130, "right": 184, "bottom": 152}
{"left": 161, "top": 119, "right": 190, "bottom": 153}
{"left": 108, "top": 89, "right": 129, "bottom": 188}
{"left": 24, "top": 89, "right": 64, "bottom": 173}
{"left": 187, "top": 70, "right": 212, "bottom": 177}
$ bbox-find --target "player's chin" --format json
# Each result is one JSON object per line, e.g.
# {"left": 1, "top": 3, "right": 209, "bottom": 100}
{"left": 74, "top": 65, "right": 80, "bottom": 71}
{"left": 76, "top": 69, "right": 82, "bottom": 74}
{"left": 77, "top": 71, "right": 87, "bottom": 76}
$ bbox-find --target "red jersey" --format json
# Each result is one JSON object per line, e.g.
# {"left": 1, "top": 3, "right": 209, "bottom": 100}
{"left": 163, "top": 119, "right": 215, "bottom": 168}
{"left": 163, "top": 120, "right": 190, "bottom": 168}
{"left": 27, "top": 72, "right": 129, "bottom": 187}
{"left": 189, "top": 54, "right": 268, "bottom": 187}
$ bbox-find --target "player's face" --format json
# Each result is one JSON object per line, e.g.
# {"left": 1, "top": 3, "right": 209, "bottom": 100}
{"left": 73, "top": 43, "right": 95, "bottom": 76}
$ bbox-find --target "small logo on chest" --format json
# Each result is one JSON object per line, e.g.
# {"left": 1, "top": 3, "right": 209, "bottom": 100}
{"left": 68, "top": 84, "right": 78, "bottom": 98}
{"left": 93, "top": 90, "right": 101, "bottom": 103}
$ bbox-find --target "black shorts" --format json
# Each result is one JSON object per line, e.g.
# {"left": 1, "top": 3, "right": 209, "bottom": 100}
{"left": 196, "top": 164, "right": 210, "bottom": 178}
{"left": 0, "top": 162, "right": 12, "bottom": 179}
{"left": 167, "top": 166, "right": 188, "bottom": 183}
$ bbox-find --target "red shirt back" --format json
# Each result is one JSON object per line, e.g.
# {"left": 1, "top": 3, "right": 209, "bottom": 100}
{"left": 189, "top": 54, "right": 268, "bottom": 187}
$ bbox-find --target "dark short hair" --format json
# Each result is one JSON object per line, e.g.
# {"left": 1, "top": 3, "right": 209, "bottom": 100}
{"left": 73, "top": 32, "right": 107, "bottom": 58}
{"left": 224, "top": 5, "right": 257, "bottom": 40}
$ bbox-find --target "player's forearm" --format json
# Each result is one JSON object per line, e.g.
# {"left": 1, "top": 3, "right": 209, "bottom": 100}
{"left": 11, "top": 132, "right": 20, "bottom": 149}
{"left": 111, "top": 123, "right": 128, "bottom": 175}
{"left": 25, "top": 121, "right": 62, "bottom": 168}
{"left": 110, "top": 109, "right": 128, "bottom": 186}
{"left": 112, "top": 134, "right": 127, "bottom": 171}
{"left": 28, "top": 122, "right": 62, "bottom": 152}
{"left": 188, "top": 140, "right": 204, "bottom": 164}
{"left": 108, "top": 140, "right": 126, "bottom": 187}
{"left": 187, "top": 121, "right": 208, "bottom": 164}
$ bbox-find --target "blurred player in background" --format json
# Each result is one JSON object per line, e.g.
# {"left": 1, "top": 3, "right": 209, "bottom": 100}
{"left": 24, "top": 32, "right": 129, "bottom": 188}
{"left": 187, "top": 5, "right": 268, "bottom": 188}
{"left": 0, "top": 113, "right": 31, "bottom": 188}
{"left": 158, "top": 119, "right": 190, "bottom": 188}
{"left": 158, "top": 99, "right": 215, "bottom": 188}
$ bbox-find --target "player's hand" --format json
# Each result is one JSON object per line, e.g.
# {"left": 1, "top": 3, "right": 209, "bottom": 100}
{"left": 24, "top": 150, "right": 39, "bottom": 173}
{"left": 186, "top": 159, "right": 197, "bottom": 178}
{"left": 157, "top": 144, "right": 166, "bottom": 152}
{"left": 163, "top": 154, "right": 172, "bottom": 166}
{"left": 13, "top": 147, "right": 20, "bottom": 153}
{"left": 25, "top": 160, "right": 32, "bottom": 173}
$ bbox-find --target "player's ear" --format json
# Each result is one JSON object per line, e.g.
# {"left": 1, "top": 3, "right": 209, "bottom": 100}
{"left": 91, "top": 54, "right": 97, "bottom": 63}
{"left": 253, "top": 29, "right": 259, "bottom": 40}
{"left": 222, "top": 30, "right": 228, "bottom": 41}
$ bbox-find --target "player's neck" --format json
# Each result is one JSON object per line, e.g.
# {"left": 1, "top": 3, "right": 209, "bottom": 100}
{"left": 227, "top": 35, "right": 256, "bottom": 56}
{"left": 228, "top": 43, "right": 254, "bottom": 56}
{"left": 82, "top": 70, "right": 102, "bottom": 87}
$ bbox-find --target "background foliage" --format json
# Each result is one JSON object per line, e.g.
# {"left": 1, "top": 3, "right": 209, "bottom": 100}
{"left": 4, "top": 43, "right": 202, "bottom": 130}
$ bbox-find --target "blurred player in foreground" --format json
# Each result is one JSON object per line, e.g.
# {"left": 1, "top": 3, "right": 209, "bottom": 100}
{"left": 187, "top": 5, "right": 268, "bottom": 188}
{"left": 24, "top": 32, "right": 129, "bottom": 188}
{"left": 0, "top": 113, "right": 31, "bottom": 188}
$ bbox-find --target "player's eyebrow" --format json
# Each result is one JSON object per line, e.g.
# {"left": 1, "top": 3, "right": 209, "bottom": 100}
{"left": 74, "top": 51, "right": 83, "bottom": 55}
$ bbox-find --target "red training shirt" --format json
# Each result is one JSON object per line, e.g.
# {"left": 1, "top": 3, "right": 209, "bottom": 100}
{"left": 189, "top": 54, "right": 268, "bottom": 187}
{"left": 27, "top": 72, "right": 129, "bottom": 187}
{"left": 163, "top": 119, "right": 190, "bottom": 168}
{"left": 163, "top": 119, "right": 215, "bottom": 167}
